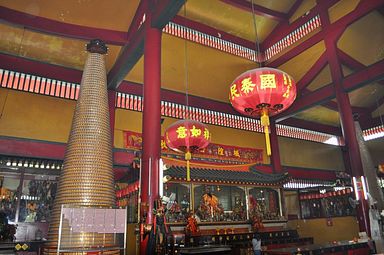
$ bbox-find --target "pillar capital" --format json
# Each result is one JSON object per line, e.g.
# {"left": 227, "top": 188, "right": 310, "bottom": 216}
{"left": 87, "top": 39, "right": 108, "bottom": 54}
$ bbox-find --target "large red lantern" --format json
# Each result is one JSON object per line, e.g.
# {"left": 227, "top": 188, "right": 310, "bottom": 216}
{"left": 165, "top": 119, "right": 211, "bottom": 181}
{"left": 229, "top": 67, "right": 296, "bottom": 156}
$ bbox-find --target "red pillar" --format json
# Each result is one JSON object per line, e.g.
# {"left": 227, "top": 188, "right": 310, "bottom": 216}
{"left": 140, "top": 10, "right": 162, "bottom": 255}
{"left": 108, "top": 90, "right": 116, "bottom": 145}
{"left": 333, "top": 80, "right": 370, "bottom": 234}
{"left": 269, "top": 121, "right": 282, "bottom": 172}
{"left": 321, "top": 8, "right": 370, "bottom": 234}
{"left": 341, "top": 146, "right": 353, "bottom": 176}
{"left": 269, "top": 121, "right": 286, "bottom": 218}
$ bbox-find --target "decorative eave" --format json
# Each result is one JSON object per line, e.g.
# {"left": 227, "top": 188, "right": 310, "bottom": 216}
{"left": 164, "top": 165, "right": 290, "bottom": 187}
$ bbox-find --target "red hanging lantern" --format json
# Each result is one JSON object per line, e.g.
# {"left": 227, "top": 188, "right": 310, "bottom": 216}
{"left": 229, "top": 67, "right": 296, "bottom": 156}
{"left": 165, "top": 119, "right": 211, "bottom": 181}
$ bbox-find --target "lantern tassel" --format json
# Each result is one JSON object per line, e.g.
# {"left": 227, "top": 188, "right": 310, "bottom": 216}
{"left": 185, "top": 151, "right": 192, "bottom": 181}
{"left": 261, "top": 110, "right": 271, "bottom": 156}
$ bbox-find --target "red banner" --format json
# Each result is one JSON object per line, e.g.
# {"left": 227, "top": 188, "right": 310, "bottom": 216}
{"left": 123, "top": 131, "right": 263, "bottom": 162}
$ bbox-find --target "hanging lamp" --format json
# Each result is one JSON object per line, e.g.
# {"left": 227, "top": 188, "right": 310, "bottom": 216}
{"left": 165, "top": 119, "right": 210, "bottom": 181}
{"left": 164, "top": 3, "right": 211, "bottom": 181}
{"left": 229, "top": 0, "right": 296, "bottom": 156}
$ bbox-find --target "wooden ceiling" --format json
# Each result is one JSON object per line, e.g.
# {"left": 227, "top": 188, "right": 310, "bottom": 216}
{"left": 0, "top": 0, "right": 383, "bottom": 136}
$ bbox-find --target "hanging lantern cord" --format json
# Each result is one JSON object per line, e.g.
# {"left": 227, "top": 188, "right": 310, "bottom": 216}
{"left": 184, "top": 4, "right": 190, "bottom": 119}
{"left": 251, "top": 0, "right": 262, "bottom": 66}
{"left": 184, "top": 4, "right": 192, "bottom": 182}
{"left": 261, "top": 108, "right": 271, "bottom": 156}
{"left": 253, "top": 0, "right": 270, "bottom": 156}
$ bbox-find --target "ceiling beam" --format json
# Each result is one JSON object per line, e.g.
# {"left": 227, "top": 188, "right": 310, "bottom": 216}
{"left": 0, "top": 6, "right": 127, "bottom": 45}
{"left": 339, "top": 49, "right": 384, "bottom": 85}
{"left": 261, "top": 0, "right": 303, "bottom": 54}
{"left": 107, "top": 0, "right": 185, "bottom": 90}
{"left": 106, "top": 28, "right": 145, "bottom": 89}
{"left": 152, "top": 0, "right": 186, "bottom": 29}
{"left": 106, "top": 0, "right": 147, "bottom": 89}
{"left": 275, "top": 58, "right": 384, "bottom": 122}
{"left": 220, "top": 0, "right": 287, "bottom": 21}
{"left": 359, "top": 116, "right": 384, "bottom": 130}
{"left": 172, "top": 16, "right": 255, "bottom": 49}
{"left": 262, "top": 0, "right": 340, "bottom": 50}
{"left": 316, "top": 97, "right": 369, "bottom": 116}
{"left": 338, "top": 49, "right": 384, "bottom": 113}
{"left": 274, "top": 84, "right": 335, "bottom": 122}
{"left": 338, "top": 49, "right": 367, "bottom": 70}
{"left": 287, "top": 0, "right": 304, "bottom": 18}
{"left": 342, "top": 59, "right": 384, "bottom": 92}
{"left": 279, "top": 118, "right": 341, "bottom": 136}
{"left": 367, "top": 95, "right": 384, "bottom": 113}
{"left": 268, "top": 30, "right": 325, "bottom": 68}
{"left": 126, "top": 0, "right": 148, "bottom": 42}
{"left": 267, "top": 0, "right": 383, "bottom": 68}
{"left": 297, "top": 52, "right": 327, "bottom": 91}
{"left": 0, "top": 53, "right": 82, "bottom": 83}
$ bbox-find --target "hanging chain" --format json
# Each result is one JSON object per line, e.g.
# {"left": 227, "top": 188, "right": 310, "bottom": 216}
{"left": 184, "top": 2, "right": 190, "bottom": 120}
{"left": 251, "top": 0, "right": 262, "bottom": 67}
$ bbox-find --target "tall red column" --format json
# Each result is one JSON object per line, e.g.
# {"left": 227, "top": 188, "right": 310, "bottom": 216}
{"left": 108, "top": 90, "right": 116, "bottom": 144}
{"left": 269, "top": 121, "right": 282, "bottom": 172}
{"left": 140, "top": 10, "right": 162, "bottom": 255}
{"left": 269, "top": 121, "right": 286, "bottom": 218}
{"left": 321, "top": 7, "right": 370, "bottom": 233}
{"left": 333, "top": 78, "right": 370, "bottom": 234}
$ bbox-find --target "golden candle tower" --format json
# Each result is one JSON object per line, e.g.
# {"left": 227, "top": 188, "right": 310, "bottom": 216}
{"left": 44, "top": 39, "right": 119, "bottom": 254}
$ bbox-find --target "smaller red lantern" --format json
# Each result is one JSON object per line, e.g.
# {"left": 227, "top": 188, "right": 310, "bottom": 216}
{"left": 165, "top": 119, "right": 211, "bottom": 181}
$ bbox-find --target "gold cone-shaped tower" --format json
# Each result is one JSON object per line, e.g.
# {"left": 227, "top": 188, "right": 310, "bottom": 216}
{"left": 44, "top": 40, "right": 119, "bottom": 254}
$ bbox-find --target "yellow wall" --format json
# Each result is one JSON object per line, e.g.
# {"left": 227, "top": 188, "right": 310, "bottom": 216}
{"left": 126, "top": 223, "right": 138, "bottom": 255}
{"left": 279, "top": 136, "right": 345, "bottom": 170}
{"left": 0, "top": 88, "right": 74, "bottom": 143}
{"left": 114, "top": 108, "right": 143, "bottom": 148}
{"left": 284, "top": 191, "right": 300, "bottom": 217}
{"left": 328, "top": 0, "right": 360, "bottom": 24}
{"left": 287, "top": 217, "right": 360, "bottom": 244}
{"left": 367, "top": 139, "right": 384, "bottom": 165}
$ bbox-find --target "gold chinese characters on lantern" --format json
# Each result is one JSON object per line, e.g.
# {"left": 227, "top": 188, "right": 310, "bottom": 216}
{"left": 229, "top": 67, "right": 296, "bottom": 156}
{"left": 165, "top": 120, "right": 211, "bottom": 181}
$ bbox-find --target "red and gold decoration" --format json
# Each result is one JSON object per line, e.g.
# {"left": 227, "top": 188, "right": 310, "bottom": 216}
{"left": 229, "top": 67, "right": 296, "bottom": 156}
{"left": 299, "top": 188, "right": 352, "bottom": 200}
{"left": 124, "top": 130, "right": 263, "bottom": 163}
{"left": 165, "top": 120, "right": 211, "bottom": 181}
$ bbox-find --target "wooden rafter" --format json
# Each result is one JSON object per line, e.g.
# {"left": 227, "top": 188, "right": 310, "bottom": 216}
{"left": 107, "top": 0, "right": 185, "bottom": 89}
{"left": 275, "top": 59, "right": 384, "bottom": 122}
{"left": 0, "top": 6, "right": 127, "bottom": 45}
{"left": 267, "top": 0, "right": 382, "bottom": 67}
{"left": 220, "top": 0, "right": 287, "bottom": 21}
{"left": 262, "top": 0, "right": 340, "bottom": 50}
{"left": 297, "top": 52, "right": 328, "bottom": 91}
